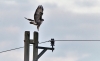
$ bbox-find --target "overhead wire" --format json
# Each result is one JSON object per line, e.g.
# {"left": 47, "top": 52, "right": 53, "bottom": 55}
{"left": 39, "top": 40, "right": 50, "bottom": 44}
{"left": 54, "top": 40, "right": 100, "bottom": 41}
{"left": 0, "top": 40, "right": 100, "bottom": 53}
{"left": 0, "top": 41, "right": 50, "bottom": 54}
{"left": 0, "top": 46, "right": 24, "bottom": 53}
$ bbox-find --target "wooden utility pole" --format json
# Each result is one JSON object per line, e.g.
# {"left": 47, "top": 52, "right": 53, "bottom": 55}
{"left": 33, "top": 31, "right": 38, "bottom": 61}
{"left": 24, "top": 31, "right": 30, "bottom": 61}
{"left": 24, "top": 31, "right": 54, "bottom": 61}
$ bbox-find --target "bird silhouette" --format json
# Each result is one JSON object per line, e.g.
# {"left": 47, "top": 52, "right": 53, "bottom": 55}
{"left": 25, "top": 5, "right": 44, "bottom": 31}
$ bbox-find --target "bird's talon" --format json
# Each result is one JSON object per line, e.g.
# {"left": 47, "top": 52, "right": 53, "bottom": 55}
{"left": 30, "top": 22, "right": 33, "bottom": 24}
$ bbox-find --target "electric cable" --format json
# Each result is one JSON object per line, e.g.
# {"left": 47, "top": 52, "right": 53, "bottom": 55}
{"left": 0, "top": 40, "right": 100, "bottom": 53}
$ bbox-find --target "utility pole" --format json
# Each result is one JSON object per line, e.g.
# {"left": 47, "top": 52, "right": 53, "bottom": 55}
{"left": 24, "top": 31, "right": 30, "bottom": 61}
{"left": 24, "top": 31, "right": 55, "bottom": 61}
{"left": 33, "top": 31, "right": 38, "bottom": 61}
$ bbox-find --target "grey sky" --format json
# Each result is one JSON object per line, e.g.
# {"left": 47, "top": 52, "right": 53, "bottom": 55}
{"left": 0, "top": 0, "right": 100, "bottom": 61}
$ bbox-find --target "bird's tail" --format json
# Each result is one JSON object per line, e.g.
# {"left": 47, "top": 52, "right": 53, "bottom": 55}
{"left": 37, "top": 24, "right": 40, "bottom": 31}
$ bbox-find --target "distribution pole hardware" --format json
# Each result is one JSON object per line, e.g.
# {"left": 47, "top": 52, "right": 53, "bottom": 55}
{"left": 24, "top": 31, "right": 55, "bottom": 61}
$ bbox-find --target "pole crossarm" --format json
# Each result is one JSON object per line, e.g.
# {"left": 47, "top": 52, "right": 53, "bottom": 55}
{"left": 30, "top": 39, "right": 34, "bottom": 44}
{"left": 35, "top": 49, "right": 47, "bottom": 61}
{"left": 37, "top": 46, "right": 54, "bottom": 50}
{"left": 34, "top": 46, "right": 54, "bottom": 61}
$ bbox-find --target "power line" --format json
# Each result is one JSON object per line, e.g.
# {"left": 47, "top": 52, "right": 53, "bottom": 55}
{"left": 0, "top": 41, "right": 49, "bottom": 54}
{"left": 54, "top": 40, "right": 100, "bottom": 41}
{"left": 0, "top": 46, "right": 24, "bottom": 53}
{"left": 0, "top": 40, "right": 100, "bottom": 54}
{"left": 39, "top": 41, "right": 50, "bottom": 44}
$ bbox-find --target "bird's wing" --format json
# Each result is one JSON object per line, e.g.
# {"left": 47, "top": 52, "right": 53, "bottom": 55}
{"left": 34, "top": 5, "right": 44, "bottom": 23}
{"left": 24, "top": 17, "right": 34, "bottom": 21}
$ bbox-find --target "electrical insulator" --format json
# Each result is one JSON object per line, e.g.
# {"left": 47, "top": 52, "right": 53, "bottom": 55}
{"left": 51, "top": 38, "right": 55, "bottom": 47}
{"left": 50, "top": 38, "right": 55, "bottom": 52}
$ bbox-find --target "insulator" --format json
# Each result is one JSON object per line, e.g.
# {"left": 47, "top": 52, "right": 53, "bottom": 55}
{"left": 51, "top": 38, "right": 55, "bottom": 46}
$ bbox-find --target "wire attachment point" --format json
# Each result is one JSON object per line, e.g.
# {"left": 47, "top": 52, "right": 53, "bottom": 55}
{"left": 50, "top": 38, "right": 55, "bottom": 52}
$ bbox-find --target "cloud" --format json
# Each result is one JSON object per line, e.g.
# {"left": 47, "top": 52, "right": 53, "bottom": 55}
{"left": 0, "top": 0, "right": 100, "bottom": 61}
{"left": 37, "top": 0, "right": 100, "bottom": 14}
{"left": 75, "top": 0, "right": 97, "bottom": 7}
{"left": 41, "top": 8, "right": 100, "bottom": 40}
{"left": 81, "top": 54, "right": 90, "bottom": 58}
{"left": 0, "top": 41, "right": 13, "bottom": 49}
{"left": 5, "top": 26, "right": 20, "bottom": 33}
{"left": 0, "top": 50, "right": 24, "bottom": 61}
{"left": 0, "top": 26, "right": 20, "bottom": 33}
{"left": 0, "top": 46, "right": 34, "bottom": 61}
{"left": 40, "top": 51, "right": 90, "bottom": 61}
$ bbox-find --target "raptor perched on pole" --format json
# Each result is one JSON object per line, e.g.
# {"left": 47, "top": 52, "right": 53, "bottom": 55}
{"left": 25, "top": 5, "right": 44, "bottom": 31}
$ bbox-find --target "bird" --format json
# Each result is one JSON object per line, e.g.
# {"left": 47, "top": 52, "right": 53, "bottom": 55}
{"left": 24, "top": 5, "right": 44, "bottom": 31}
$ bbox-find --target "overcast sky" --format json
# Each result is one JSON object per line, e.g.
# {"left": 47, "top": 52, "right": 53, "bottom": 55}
{"left": 0, "top": 0, "right": 100, "bottom": 61}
